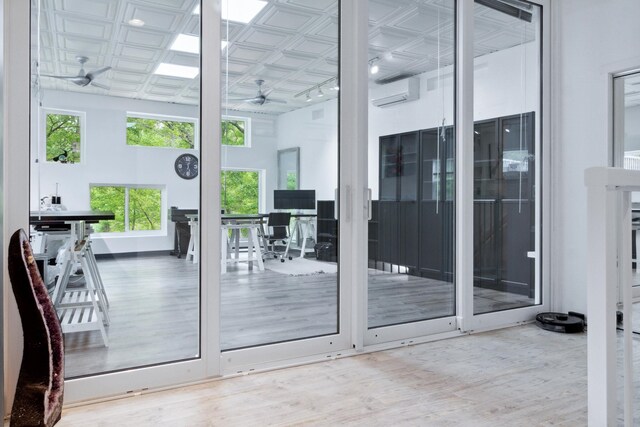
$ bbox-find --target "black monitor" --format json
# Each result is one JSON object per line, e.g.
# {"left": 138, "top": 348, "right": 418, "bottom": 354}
{"left": 274, "top": 190, "right": 316, "bottom": 210}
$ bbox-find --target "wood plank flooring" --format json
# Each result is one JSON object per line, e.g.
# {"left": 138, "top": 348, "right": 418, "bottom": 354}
{"left": 63, "top": 255, "right": 533, "bottom": 378}
{"left": 49, "top": 324, "right": 597, "bottom": 426}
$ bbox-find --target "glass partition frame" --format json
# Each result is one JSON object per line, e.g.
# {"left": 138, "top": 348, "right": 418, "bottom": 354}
{"left": 3, "top": 0, "right": 551, "bottom": 405}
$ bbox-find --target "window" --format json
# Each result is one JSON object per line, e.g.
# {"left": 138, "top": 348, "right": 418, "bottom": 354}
{"left": 220, "top": 170, "right": 259, "bottom": 214}
{"left": 90, "top": 185, "right": 163, "bottom": 233}
{"left": 126, "top": 114, "right": 197, "bottom": 149}
{"left": 44, "top": 110, "right": 83, "bottom": 163}
{"left": 222, "top": 116, "right": 250, "bottom": 147}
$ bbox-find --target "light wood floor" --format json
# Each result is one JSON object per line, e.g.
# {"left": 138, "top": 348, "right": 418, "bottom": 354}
{"left": 63, "top": 255, "right": 533, "bottom": 378}
{"left": 48, "top": 324, "right": 596, "bottom": 426}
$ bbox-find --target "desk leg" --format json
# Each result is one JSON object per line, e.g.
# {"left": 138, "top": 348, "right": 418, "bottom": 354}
{"left": 234, "top": 229, "right": 240, "bottom": 260}
{"left": 221, "top": 231, "right": 228, "bottom": 274}
{"left": 251, "top": 228, "right": 264, "bottom": 271}
{"left": 248, "top": 231, "right": 254, "bottom": 270}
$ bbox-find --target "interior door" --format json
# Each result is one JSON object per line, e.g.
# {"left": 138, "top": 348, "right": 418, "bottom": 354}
{"left": 364, "top": 0, "right": 457, "bottom": 344}
{"left": 613, "top": 71, "right": 640, "bottom": 300}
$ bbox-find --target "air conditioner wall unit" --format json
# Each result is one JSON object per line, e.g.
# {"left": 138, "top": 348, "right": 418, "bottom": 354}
{"left": 371, "top": 77, "right": 420, "bottom": 108}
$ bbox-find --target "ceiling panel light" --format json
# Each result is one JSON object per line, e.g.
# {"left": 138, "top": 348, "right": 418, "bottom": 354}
{"left": 154, "top": 63, "right": 199, "bottom": 79}
{"left": 128, "top": 18, "right": 145, "bottom": 27}
{"left": 171, "top": 34, "right": 200, "bottom": 54}
{"left": 370, "top": 64, "right": 379, "bottom": 75}
{"left": 221, "top": 41, "right": 228, "bottom": 50}
{"left": 193, "top": 4, "right": 200, "bottom": 14}
{"left": 222, "top": 0, "right": 267, "bottom": 24}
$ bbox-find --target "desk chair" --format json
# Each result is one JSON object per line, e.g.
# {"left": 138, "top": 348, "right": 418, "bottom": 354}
{"left": 263, "top": 212, "right": 292, "bottom": 262}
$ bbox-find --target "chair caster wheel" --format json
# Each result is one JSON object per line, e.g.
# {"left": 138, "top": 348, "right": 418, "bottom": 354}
{"left": 288, "top": 257, "right": 293, "bottom": 260}
{"left": 280, "top": 259, "right": 285, "bottom": 263}
{"left": 273, "top": 255, "right": 277, "bottom": 259}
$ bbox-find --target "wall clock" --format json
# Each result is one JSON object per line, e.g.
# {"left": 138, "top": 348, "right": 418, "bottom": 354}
{"left": 175, "top": 153, "right": 199, "bottom": 180}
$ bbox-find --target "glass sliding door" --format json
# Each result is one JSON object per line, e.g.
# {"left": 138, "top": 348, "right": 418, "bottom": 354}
{"left": 613, "top": 71, "right": 640, "bottom": 298}
{"left": 472, "top": 0, "right": 541, "bottom": 314}
{"left": 29, "top": 0, "right": 202, "bottom": 378}
{"left": 219, "top": 0, "right": 340, "bottom": 352}
{"left": 366, "top": 0, "right": 457, "bottom": 340}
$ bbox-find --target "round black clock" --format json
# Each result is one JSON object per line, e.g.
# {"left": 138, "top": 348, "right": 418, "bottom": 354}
{"left": 175, "top": 153, "right": 199, "bottom": 180}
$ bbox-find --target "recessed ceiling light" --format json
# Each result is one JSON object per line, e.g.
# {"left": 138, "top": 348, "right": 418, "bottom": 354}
{"left": 221, "top": 41, "right": 228, "bottom": 50}
{"left": 154, "top": 63, "right": 199, "bottom": 79}
{"left": 128, "top": 18, "right": 145, "bottom": 27}
{"left": 193, "top": 4, "right": 200, "bottom": 14}
{"left": 171, "top": 34, "right": 200, "bottom": 54}
{"left": 222, "top": 0, "right": 267, "bottom": 24}
{"left": 370, "top": 64, "right": 379, "bottom": 75}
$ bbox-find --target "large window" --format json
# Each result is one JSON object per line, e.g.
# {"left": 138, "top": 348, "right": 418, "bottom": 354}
{"left": 220, "top": 170, "right": 260, "bottom": 214}
{"left": 126, "top": 114, "right": 196, "bottom": 149}
{"left": 90, "top": 185, "right": 163, "bottom": 233}
{"left": 221, "top": 116, "right": 249, "bottom": 147}
{"left": 44, "top": 110, "right": 83, "bottom": 163}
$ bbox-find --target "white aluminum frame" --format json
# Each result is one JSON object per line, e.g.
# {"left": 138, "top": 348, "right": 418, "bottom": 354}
{"left": 2, "top": 0, "right": 553, "bottom": 410}
{"left": 3, "top": 0, "right": 217, "bottom": 406}
{"left": 610, "top": 70, "right": 640, "bottom": 300}
{"left": 460, "top": 0, "right": 551, "bottom": 332}
{"left": 219, "top": 0, "right": 354, "bottom": 373}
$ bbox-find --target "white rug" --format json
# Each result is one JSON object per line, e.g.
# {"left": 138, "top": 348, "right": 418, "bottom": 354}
{"left": 265, "top": 257, "right": 337, "bottom": 276}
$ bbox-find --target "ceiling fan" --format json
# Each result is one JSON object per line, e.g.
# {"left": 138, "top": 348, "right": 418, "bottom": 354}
{"left": 42, "top": 55, "right": 111, "bottom": 90}
{"left": 231, "top": 79, "right": 286, "bottom": 106}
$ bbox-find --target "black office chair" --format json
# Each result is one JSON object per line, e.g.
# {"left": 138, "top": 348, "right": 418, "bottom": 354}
{"left": 263, "top": 212, "right": 292, "bottom": 262}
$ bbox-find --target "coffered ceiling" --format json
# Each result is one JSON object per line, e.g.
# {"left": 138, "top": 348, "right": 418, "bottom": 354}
{"left": 32, "top": 0, "right": 537, "bottom": 115}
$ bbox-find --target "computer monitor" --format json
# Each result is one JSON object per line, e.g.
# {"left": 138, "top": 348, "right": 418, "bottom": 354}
{"left": 274, "top": 190, "right": 316, "bottom": 210}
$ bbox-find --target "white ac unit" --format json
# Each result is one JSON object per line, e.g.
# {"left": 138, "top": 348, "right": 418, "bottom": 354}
{"left": 370, "top": 77, "right": 420, "bottom": 108}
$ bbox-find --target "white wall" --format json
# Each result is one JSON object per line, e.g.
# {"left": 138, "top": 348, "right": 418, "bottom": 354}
{"left": 276, "top": 41, "right": 540, "bottom": 200}
{"left": 275, "top": 99, "right": 339, "bottom": 201}
{"left": 32, "top": 90, "right": 278, "bottom": 253}
{"left": 553, "top": 0, "right": 640, "bottom": 314}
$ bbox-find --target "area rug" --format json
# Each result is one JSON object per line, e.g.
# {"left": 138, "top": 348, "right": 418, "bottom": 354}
{"left": 265, "top": 257, "right": 337, "bottom": 276}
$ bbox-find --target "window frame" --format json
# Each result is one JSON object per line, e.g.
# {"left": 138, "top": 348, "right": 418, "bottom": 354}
{"left": 41, "top": 108, "right": 86, "bottom": 165}
{"left": 221, "top": 115, "right": 251, "bottom": 148}
{"left": 126, "top": 112, "right": 200, "bottom": 150}
{"left": 89, "top": 183, "right": 167, "bottom": 236}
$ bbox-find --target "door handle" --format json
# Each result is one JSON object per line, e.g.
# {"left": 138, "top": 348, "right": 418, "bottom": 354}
{"left": 367, "top": 188, "right": 372, "bottom": 221}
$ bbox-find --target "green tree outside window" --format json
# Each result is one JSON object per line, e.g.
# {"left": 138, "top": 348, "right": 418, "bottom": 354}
{"left": 46, "top": 113, "right": 81, "bottom": 163}
{"left": 90, "top": 186, "right": 162, "bottom": 232}
{"left": 222, "top": 119, "right": 246, "bottom": 146}
{"left": 221, "top": 170, "right": 259, "bottom": 214}
{"left": 127, "top": 117, "right": 195, "bottom": 149}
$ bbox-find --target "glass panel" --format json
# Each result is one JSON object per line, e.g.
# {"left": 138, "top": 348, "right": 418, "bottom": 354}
{"left": 30, "top": 0, "right": 201, "bottom": 378}
{"left": 219, "top": 0, "right": 339, "bottom": 350}
{"left": 367, "top": 0, "right": 456, "bottom": 329}
{"left": 473, "top": 0, "right": 541, "bottom": 314}
{"left": 614, "top": 72, "right": 640, "bottom": 290}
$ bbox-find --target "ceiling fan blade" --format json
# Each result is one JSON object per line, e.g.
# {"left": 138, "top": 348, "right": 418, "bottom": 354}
{"left": 86, "top": 66, "right": 111, "bottom": 80}
{"left": 265, "top": 98, "right": 287, "bottom": 104}
{"left": 90, "top": 81, "right": 110, "bottom": 90}
{"left": 41, "top": 74, "right": 85, "bottom": 81}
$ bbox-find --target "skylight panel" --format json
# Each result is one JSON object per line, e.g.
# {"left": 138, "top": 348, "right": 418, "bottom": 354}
{"left": 193, "top": 1, "right": 268, "bottom": 24}
{"left": 154, "top": 63, "right": 200, "bottom": 79}
{"left": 171, "top": 34, "right": 200, "bottom": 54}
